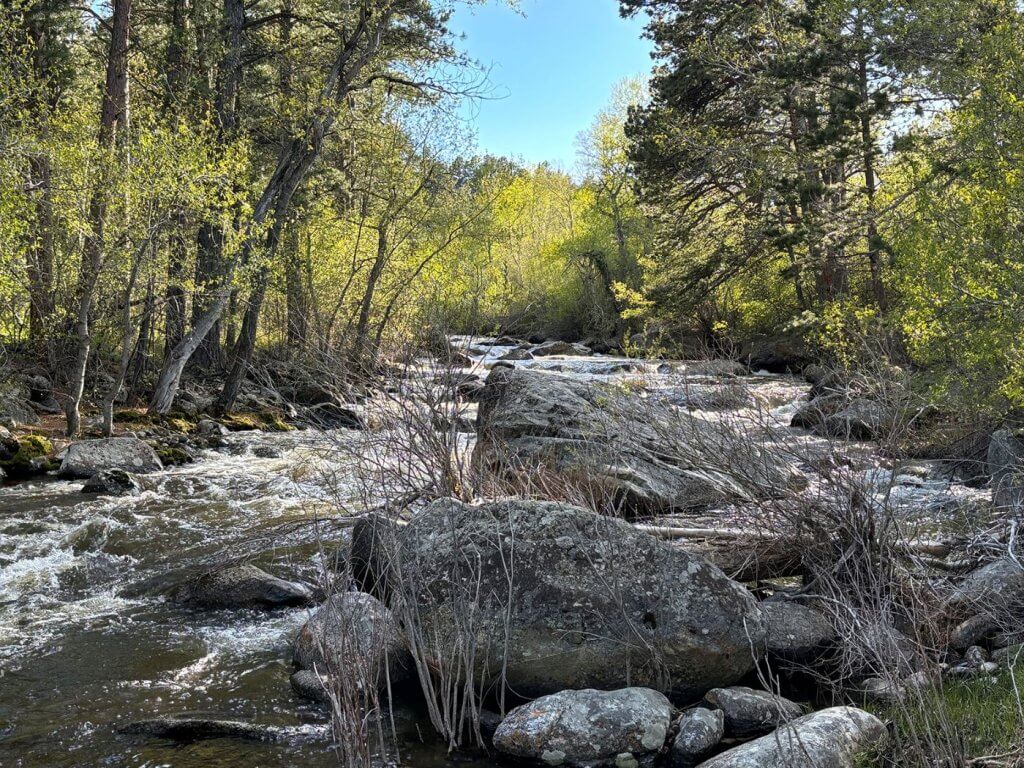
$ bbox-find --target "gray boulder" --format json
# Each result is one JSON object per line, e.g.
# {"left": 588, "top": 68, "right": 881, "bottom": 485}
{"left": 671, "top": 709, "right": 724, "bottom": 767}
{"left": 172, "top": 564, "right": 314, "bottom": 609}
{"left": 397, "top": 498, "right": 766, "bottom": 700}
{"left": 703, "top": 687, "right": 803, "bottom": 739}
{"left": 762, "top": 602, "right": 836, "bottom": 664}
{"left": 500, "top": 348, "right": 535, "bottom": 361}
{"left": 952, "top": 557, "right": 1024, "bottom": 617}
{"left": 60, "top": 437, "right": 162, "bottom": 479}
{"left": 823, "top": 398, "right": 892, "bottom": 440}
{"left": 474, "top": 367, "right": 803, "bottom": 515}
{"left": 532, "top": 340, "right": 593, "bottom": 357}
{"left": 81, "top": 469, "right": 142, "bottom": 496}
{"left": 493, "top": 687, "right": 673, "bottom": 768}
{"left": 0, "top": 395, "right": 41, "bottom": 428}
{"left": 694, "top": 707, "right": 887, "bottom": 768}
{"left": 292, "top": 592, "right": 410, "bottom": 695}
{"left": 988, "top": 429, "right": 1024, "bottom": 510}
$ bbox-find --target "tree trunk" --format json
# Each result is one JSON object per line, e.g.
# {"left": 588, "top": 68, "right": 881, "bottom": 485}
{"left": 191, "top": 222, "right": 224, "bottom": 368}
{"left": 150, "top": 1, "right": 395, "bottom": 413}
{"left": 353, "top": 226, "right": 389, "bottom": 373}
{"left": 26, "top": 153, "right": 55, "bottom": 344}
{"left": 127, "top": 275, "right": 156, "bottom": 400}
{"left": 102, "top": 246, "right": 145, "bottom": 436}
{"left": 65, "top": 0, "right": 132, "bottom": 436}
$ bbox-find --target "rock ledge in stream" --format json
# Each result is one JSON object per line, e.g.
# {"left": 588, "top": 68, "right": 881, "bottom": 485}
{"left": 474, "top": 366, "right": 804, "bottom": 514}
{"left": 693, "top": 706, "right": 887, "bottom": 768}
{"left": 60, "top": 437, "right": 162, "bottom": 478}
{"left": 398, "top": 498, "right": 766, "bottom": 700}
{"left": 493, "top": 687, "right": 673, "bottom": 768}
{"left": 171, "top": 564, "right": 314, "bottom": 609}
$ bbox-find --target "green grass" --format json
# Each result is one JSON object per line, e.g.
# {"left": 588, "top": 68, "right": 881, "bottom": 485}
{"left": 864, "top": 665, "right": 1024, "bottom": 766}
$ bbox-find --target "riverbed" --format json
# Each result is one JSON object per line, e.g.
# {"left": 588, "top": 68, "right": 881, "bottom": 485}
{"left": 0, "top": 343, "right": 987, "bottom": 766}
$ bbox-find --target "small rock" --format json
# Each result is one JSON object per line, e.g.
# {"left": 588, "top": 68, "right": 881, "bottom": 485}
{"left": 197, "top": 419, "right": 229, "bottom": 436}
{"left": 853, "top": 677, "right": 905, "bottom": 705}
{"left": 670, "top": 708, "right": 724, "bottom": 767}
{"left": 964, "top": 645, "right": 989, "bottom": 667}
{"left": 172, "top": 564, "right": 313, "bottom": 609}
{"left": 703, "top": 687, "right": 803, "bottom": 739}
{"left": 81, "top": 469, "right": 142, "bottom": 496}
{"left": 493, "top": 688, "right": 673, "bottom": 767}
{"left": 949, "top": 613, "right": 1000, "bottom": 653}
{"left": 992, "top": 644, "right": 1024, "bottom": 665}
{"left": 306, "top": 403, "right": 365, "bottom": 430}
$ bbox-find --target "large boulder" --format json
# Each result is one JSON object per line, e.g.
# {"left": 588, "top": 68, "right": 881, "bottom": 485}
{"left": 0, "top": 395, "right": 40, "bottom": 428}
{"left": 762, "top": 601, "right": 836, "bottom": 664}
{"left": 693, "top": 707, "right": 887, "bottom": 768}
{"left": 59, "top": 437, "right": 162, "bottom": 479}
{"left": 397, "top": 499, "right": 766, "bottom": 700}
{"left": 474, "top": 367, "right": 803, "bottom": 515}
{"left": 172, "top": 564, "right": 314, "bottom": 609}
{"left": 532, "top": 341, "right": 593, "bottom": 357}
{"left": 670, "top": 709, "right": 724, "bottom": 768}
{"left": 702, "top": 687, "right": 803, "bottom": 739}
{"left": 493, "top": 687, "right": 673, "bottom": 768}
{"left": 292, "top": 592, "right": 411, "bottom": 698}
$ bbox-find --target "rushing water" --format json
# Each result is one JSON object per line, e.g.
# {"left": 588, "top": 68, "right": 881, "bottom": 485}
{"left": 0, "top": 344, "right": 988, "bottom": 767}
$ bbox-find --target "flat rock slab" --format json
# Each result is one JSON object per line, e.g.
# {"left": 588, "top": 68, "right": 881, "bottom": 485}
{"left": 493, "top": 687, "right": 673, "bottom": 767}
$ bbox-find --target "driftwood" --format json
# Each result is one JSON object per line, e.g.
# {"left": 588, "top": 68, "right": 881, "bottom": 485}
{"left": 636, "top": 523, "right": 959, "bottom": 581}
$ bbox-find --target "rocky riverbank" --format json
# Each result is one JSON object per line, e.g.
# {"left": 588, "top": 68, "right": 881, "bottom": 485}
{"left": 3, "top": 335, "right": 1023, "bottom": 767}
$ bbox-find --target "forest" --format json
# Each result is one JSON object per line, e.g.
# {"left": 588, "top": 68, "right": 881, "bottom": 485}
{"left": 4, "top": 1, "right": 1024, "bottom": 767}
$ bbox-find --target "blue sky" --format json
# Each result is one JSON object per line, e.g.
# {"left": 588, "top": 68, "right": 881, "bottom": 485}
{"left": 448, "top": 0, "right": 652, "bottom": 169}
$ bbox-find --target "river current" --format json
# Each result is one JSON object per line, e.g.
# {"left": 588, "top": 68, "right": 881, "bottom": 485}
{"left": 0, "top": 344, "right": 987, "bottom": 766}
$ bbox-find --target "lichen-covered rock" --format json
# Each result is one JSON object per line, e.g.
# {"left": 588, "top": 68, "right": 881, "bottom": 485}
{"left": 81, "top": 469, "right": 142, "bottom": 496}
{"left": 172, "top": 564, "right": 313, "bottom": 609}
{"left": 493, "top": 688, "right": 673, "bottom": 767}
{"left": 532, "top": 340, "right": 593, "bottom": 357}
{"left": 703, "top": 687, "right": 803, "bottom": 739}
{"left": 474, "top": 367, "right": 803, "bottom": 515}
{"left": 952, "top": 557, "right": 1024, "bottom": 616}
{"left": 762, "top": 602, "right": 836, "bottom": 664}
{"left": 398, "top": 498, "right": 766, "bottom": 700}
{"left": 670, "top": 709, "right": 724, "bottom": 767}
{"left": 60, "top": 437, "right": 162, "bottom": 479}
{"left": 694, "top": 707, "right": 887, "bottom": 768}
{"left": 292, "top": 592, "right": 410, "bottom": 695}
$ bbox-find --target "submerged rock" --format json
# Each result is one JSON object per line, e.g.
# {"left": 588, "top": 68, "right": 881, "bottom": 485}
{"left": 670, "top": 708, "right": 724, "bottom": 767}
{"left": 292, "top": 592, "right": 410, "bottom": 696}
{"left": 172, "top": 564, "right": 314, "bottom": 609}
{"left": 694, "top": 707, "right": 887, "bottom": 768}
{"left": 702, "top": 687, "right": 803, "bottom": 738}
{"left": 500, "top": 348, "right": 535, "bottom": 361}
{"left": 60, "top": 437, "right": 162, "bottom": 479}
{"left": 493, "top": 687, "right": 673, "bottom": 767}
{"left": 81, "top": 469, "right": 142, "bottom": 496}
{"left": 120, "top": 716, "right": 287, "bottom": 743}
{"left": 398, "top": 498, "right": 766, "bottom": 700}
{"left": 474, "top": 367, "right": 803, "bottom": 515}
